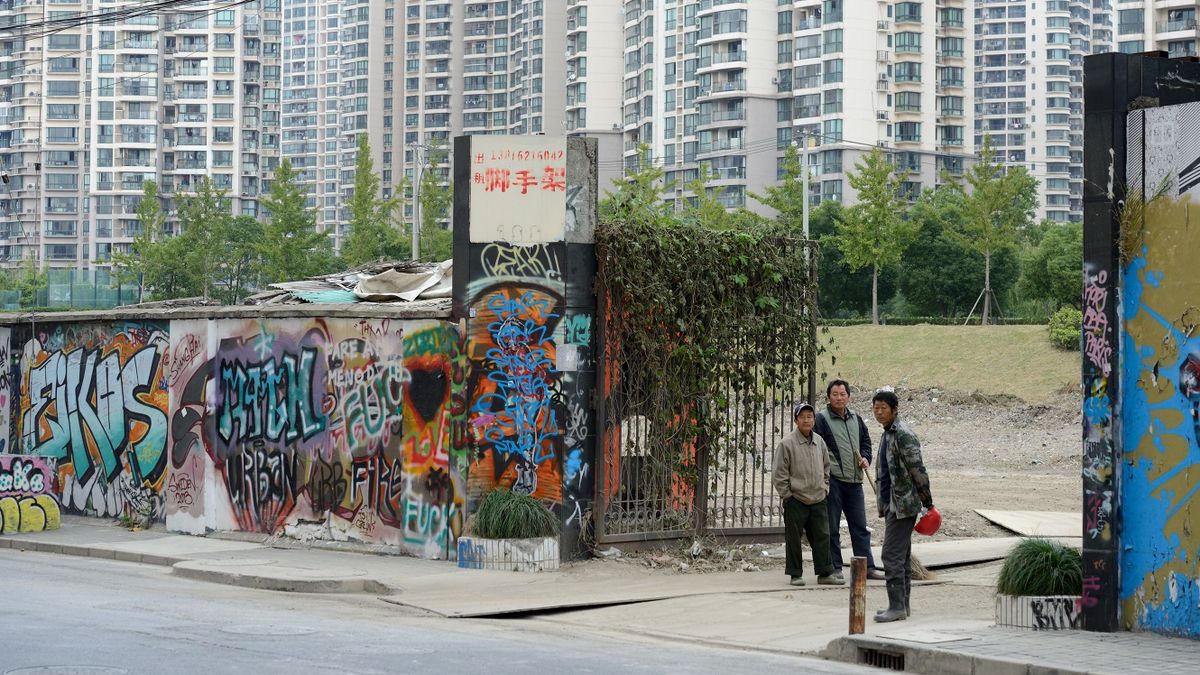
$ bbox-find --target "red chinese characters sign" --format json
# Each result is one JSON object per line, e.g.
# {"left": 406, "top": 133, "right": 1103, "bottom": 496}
{"left": 469, "top": 136, "right": 567, "bottom": 244}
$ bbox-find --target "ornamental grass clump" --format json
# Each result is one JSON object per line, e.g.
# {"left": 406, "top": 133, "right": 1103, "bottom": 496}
{"left": 472, "top": 489, "right": 559, "bottom": 540}
{"left": 996, "top": 538, "right": 1082, "bottom": 597}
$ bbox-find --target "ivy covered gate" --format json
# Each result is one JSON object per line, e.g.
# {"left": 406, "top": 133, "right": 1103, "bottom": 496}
{"left": 592, "top": 230, "right": 819, "bottom": 546}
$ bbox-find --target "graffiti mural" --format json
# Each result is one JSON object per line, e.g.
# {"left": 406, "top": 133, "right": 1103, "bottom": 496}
{"left": 14, "top": 322, "right": 169, "bottom": 520}
{"left": 1119, "top": 102, "right": 1200, "bottom": 637}
{"left": 164, "top": 318, "right": 467, "bottom": 558}
{"left": 0, "top": 454, "right": 61, "bottom": 533}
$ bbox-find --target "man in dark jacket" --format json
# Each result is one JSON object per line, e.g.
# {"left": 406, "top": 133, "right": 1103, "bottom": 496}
{"left": 814, "top": 380, "right": 886, "bottom": 581}
{"left": 872, "top": 388, "right": 934, "bottom": 623}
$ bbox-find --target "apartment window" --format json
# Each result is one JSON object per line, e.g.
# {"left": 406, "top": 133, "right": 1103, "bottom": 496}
{"left": 47, "top": 104, "right": 78, "bottom": 120}
{"left": 822, "top": 119, "right": 843, "bottom": 142}
{"left": 895, "top": 2, "right": 921, "bottom": 22}
{"left": 47, "top": 80, "right": 81, "bottom": 96}
{"left": 215, "top": 10, "right": 234, "bottom": 26}
{"left": 895, "top": 32, "right": 921, "bottom": 53}
{"left": 47, "top": 35, "right": 80, "bottom": 50}
{"left": 823, "top": 89, "right": 843, "bottom": 114}
{"left": 1118, "top": 8, "right": 1143, "bottom": 34}
{"left": 895, "top": 152, "right": 921, "bottom": 172}
{"left": 895, "top": 62, "right": 921, "bottom": 82}
{"left": 778, "top": 10, "right": 792, "bottom": 34}
{"left": 823, "top": 59, "right": 843, "bottom": 84}
{"left": 895, "top": 91, "right": 920, "bottom": 112}
{"left": 823, "top": 29, "right": 843, "bottom": 54}
{"left": 895, "top": 121, "right": 921, "bottom": 142}
{"left": 821, "top": 149, "right": 843, "bottom": 175}
{"left": 214, "top": 57, "right": 235, "bottom": 73}
{"left": 822, "top": 0, "right": 843, "bottom": 23}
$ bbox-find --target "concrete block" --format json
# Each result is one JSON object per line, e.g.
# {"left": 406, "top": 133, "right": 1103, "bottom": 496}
{"left": 456, "top": 536, "right": 559, "bottom": 572}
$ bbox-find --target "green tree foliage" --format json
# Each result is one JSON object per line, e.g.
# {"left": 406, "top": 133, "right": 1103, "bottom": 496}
{"left": 827, "top": 148, "right": 918, "bottom": 325}
{"left": 418, "top": 140, "right": 454, "bottom": 261}
{"left": 112, "top": 180, "right": 197, "bottom": 300}
{"left": 14, "top": 257, "right": 46, "bottom": 307}
{"left": 943, "top": 137, "right": 1039, "bottom": 324}
{"left": 175, "top": 177, "right": 233, "bottom": 300}
{"left": 599, "top": 145, "right": 675, "bottom": 227}
{"left": 900, "top": 188, "right": 1019, "bottom": 317}
{"left": 750, "top": 144, "right": 807, "bottom": 232}
{"left": 259, "top": 158, "right": 335, "bottom": 283}
{"left": 221, "top": 215, "right": 265, "bottom": 304}
{"left": 1017, "top": 221, "right": 1083, "bottom": 312}
{"left": 343, "top": 134, "right": 407, "bottom": 266}
{"left": 809, "top": 200, "right": 897, "bottom": 318}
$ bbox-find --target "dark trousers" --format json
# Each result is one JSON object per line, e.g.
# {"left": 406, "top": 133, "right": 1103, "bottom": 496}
{"left": 783, "top": 497, "right": 833, "bottom": 578}
{"left": 826, "top": 477, "right": 879, "bottom": 572}
{"left": 883, "top": 510, "right": 917, "bottom": 586}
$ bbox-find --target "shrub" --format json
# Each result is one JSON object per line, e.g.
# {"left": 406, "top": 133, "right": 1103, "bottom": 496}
{"left": 471, "top": 489, "right": 559, "bottom": 540}
{"left": 1048, "top": 306, "right": 1082, "bottom": 351}
{"left": 996, "top": 538, "right": 1082, "bottom": 597}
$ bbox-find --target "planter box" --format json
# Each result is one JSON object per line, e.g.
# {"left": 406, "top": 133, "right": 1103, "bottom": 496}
{"left": 995, "top": 594, "right": 1082, "bottom": 630}
{"left": 456, "top": 536, "right": 560, "bottom": 572}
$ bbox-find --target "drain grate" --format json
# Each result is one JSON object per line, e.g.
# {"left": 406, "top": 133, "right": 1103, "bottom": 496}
{"left": 859, "top": 646, "right": 906, "bottom": 671}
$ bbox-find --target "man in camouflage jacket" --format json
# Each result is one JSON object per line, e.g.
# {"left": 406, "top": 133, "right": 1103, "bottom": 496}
{"left": 872, "top": 389, "right": 933, "bottom": 623}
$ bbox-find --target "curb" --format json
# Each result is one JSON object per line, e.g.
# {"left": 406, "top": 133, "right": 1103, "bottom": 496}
{"left": 822, "top": 634, "right": 1093, "bottom": 675}
{"left": 0, "top": 536, "right": 185, "bottom": 567}
{"left": 171, "top": 560, "right": 394, "bottom": 595}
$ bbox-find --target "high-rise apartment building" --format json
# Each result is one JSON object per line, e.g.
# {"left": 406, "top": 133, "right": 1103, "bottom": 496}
{"left": 1116, "top": 1, "right": 1194, "bottom": 57}
{"left": 974, "top": 0, "right": 1112, "bottom": 224}
{"left": 0, "top": 0, "right": 282, "bottom": 269}
{"left": 618, "top": 0, "right": 973, "bottom": 212}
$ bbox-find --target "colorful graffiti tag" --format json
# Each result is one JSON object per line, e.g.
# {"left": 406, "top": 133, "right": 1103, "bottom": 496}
{"left": 0, "top": 454, "right": 61, "bottom": 533}
{"left": 1118, "top": 102, "right": 1200, "bottom": 637}
{"left": 14, "top": 322, "right": 169, "bottom": 520}
{"left": 165, "top": 318, "right": 467, "bottom": 558}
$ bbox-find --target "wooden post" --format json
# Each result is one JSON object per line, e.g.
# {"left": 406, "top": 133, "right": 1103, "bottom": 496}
{"left": 849, "top": 556, "right": 867, "bottom": 634}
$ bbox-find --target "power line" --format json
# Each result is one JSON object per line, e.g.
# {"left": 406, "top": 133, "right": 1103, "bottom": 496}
{"left": 0, "top": 0, "right": 241, "bottom": 40}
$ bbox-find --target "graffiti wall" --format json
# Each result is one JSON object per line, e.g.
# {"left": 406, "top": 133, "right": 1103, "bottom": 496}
{"left": 164, "top": 317, "right": 468, "bottom": 558}
{"left": 0, "top": 454, "right": 60, "bottom": 533}
{"left": 12, "top": 321, "right": 169, "bottom": 520}
{"left": 453, "top": 135, "right": 598, "bottom": 558}
{"left": 1118, "top": 102, "right": 1200, "bottom": 637}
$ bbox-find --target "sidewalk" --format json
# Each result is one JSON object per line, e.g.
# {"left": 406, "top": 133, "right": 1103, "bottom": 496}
{"left": 2, "top": 517, "right": 1195, "bottom": 673}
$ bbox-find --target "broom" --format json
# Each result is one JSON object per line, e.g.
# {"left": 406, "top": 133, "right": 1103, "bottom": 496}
{"left": 858, "top": 450, "right": 934, "bottom": 581}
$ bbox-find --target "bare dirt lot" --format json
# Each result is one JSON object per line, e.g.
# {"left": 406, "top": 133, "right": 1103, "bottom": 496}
{"left": 601, "top": 384, "right": 1083, "bottom": 573}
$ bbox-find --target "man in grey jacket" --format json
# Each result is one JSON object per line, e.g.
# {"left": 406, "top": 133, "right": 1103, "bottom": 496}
{"left": 773, "top": 402, "right": 845, "bottom": 587}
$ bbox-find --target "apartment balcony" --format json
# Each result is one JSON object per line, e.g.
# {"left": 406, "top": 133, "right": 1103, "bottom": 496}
{"left": 122, "top": 39, "right": 158, "bottom": 52}
{"left": 697, "top": 51, "right": 747, "bottom": 74}
{"left": 698, "top": 21, "right": 748, "bottom": 43}
{"left": 697, "top": 138, "right": 745, "bottom": 154}
{"left": 698, "top": 109, "right": 746, "bottom": 129}
{"left": 698, "top": 80, "right": 747, "bottom": 99}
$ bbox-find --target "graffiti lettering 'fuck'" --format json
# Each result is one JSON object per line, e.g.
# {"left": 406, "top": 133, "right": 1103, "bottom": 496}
{"left": 216, "top": 346, "right": 326, "bottom": 455}
{"left": 22, "top": 346, "right": 167, "bottom": 485}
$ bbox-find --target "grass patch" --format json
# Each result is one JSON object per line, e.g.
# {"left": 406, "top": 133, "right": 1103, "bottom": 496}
{"left": 818, "top": 324, "right": 1080, "bottom": 404}
{"left": 471, "top": 489, "right": 560, "bottom": 540}
{"left": 996, "top": 538, "right": 1082, "bottom": 597}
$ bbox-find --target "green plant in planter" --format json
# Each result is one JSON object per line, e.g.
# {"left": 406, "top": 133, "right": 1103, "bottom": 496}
{"left": 472, "top": 489, "right": 560, "bottom": 540}
{"left": 996, "top": 538, "right": 1082, "bottom": 597}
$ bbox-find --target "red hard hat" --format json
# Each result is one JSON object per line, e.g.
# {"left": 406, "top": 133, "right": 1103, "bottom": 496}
{"left": 914, "top": 506, "right": 942, "bottom": 536}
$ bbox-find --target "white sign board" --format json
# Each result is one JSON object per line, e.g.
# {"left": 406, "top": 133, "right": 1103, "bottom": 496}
{"left": 468, "top": 136, "right": 567, "bottom": 244}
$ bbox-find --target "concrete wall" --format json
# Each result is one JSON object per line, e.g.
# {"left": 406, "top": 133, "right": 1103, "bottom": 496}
{"left": 1119, "top": 102, "right": 1200, "bottom": 638}
{"left": 0, "top": 305, "right": 471, "bottom": 558}
{"left": 1084, "top": 52, "right": 1200, "bottom": 638}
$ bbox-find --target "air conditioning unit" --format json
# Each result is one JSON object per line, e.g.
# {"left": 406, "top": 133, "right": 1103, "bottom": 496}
{"left": 877, "top": 111, "right": 889, "bottom": 120}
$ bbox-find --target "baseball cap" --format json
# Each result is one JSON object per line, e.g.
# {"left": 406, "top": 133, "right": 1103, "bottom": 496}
{"left": 792, "top": 401, "right": 815, "bottom": 418}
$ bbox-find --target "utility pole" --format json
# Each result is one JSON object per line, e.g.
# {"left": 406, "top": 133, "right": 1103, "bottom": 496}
{"left": 800, "top": 133, "right": 809, "bottom": 241}
{"left": 408, "top": 142, "right": 425, "bottom": 261}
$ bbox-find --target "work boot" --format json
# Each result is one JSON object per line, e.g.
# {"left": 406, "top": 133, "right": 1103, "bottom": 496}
{"left": 874, "top": 581, "right": 908, "bottom": 623}
{"left": 817, "top": 574, "right": 845, "bottom": 585}
{"left": 904, "top": 576, "right": 912, "bottom": 617}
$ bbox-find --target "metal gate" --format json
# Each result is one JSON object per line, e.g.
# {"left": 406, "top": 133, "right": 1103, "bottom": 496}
{"left": 593, "top": 240, "right": 817, "bottom": 546}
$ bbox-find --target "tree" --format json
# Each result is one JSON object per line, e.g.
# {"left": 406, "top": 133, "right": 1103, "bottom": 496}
{"left": 112, "top": 180, "right": 191, "bottom": 300}
{"left": 900, "top": 188, "right": 1019, "bottom": 317}
{"left": 1017, "top": 220, "right": 1083, "bottom": 312}
{"left": 418, "top": 139, "right": 454, "bottom": 261}
{"left": 826, "top": 148, "right": 918, "bottom": 325}
{"left": 943, "top": 137, "right": 1039, "bottom": 324}
{"left": 220, "top": 215, "right": 264, "bottom": 304}
{"left": 15, "top": 257, "right": 46, "bottom": 307}
{"left": 599, "top": 144, "right": 675, "bottom": 227}
{"left": 175, "top": 177, "right": 233, "bottom": 300}
{"left": 343, "top": 134, "right": 407, "bottom": 266}
{"left": 750, "top": 143, "right": 808, "bottom": 232}
{"left": 259, "top": 158, "right": 335, "bottom": 283}
{"left": 808, "top": 200, "right": 898, "bottom": 318}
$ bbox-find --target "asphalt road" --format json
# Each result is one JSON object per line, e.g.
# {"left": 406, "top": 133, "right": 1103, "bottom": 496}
{"left": 0, "top": 549, "right": 874, "bottom": 674}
